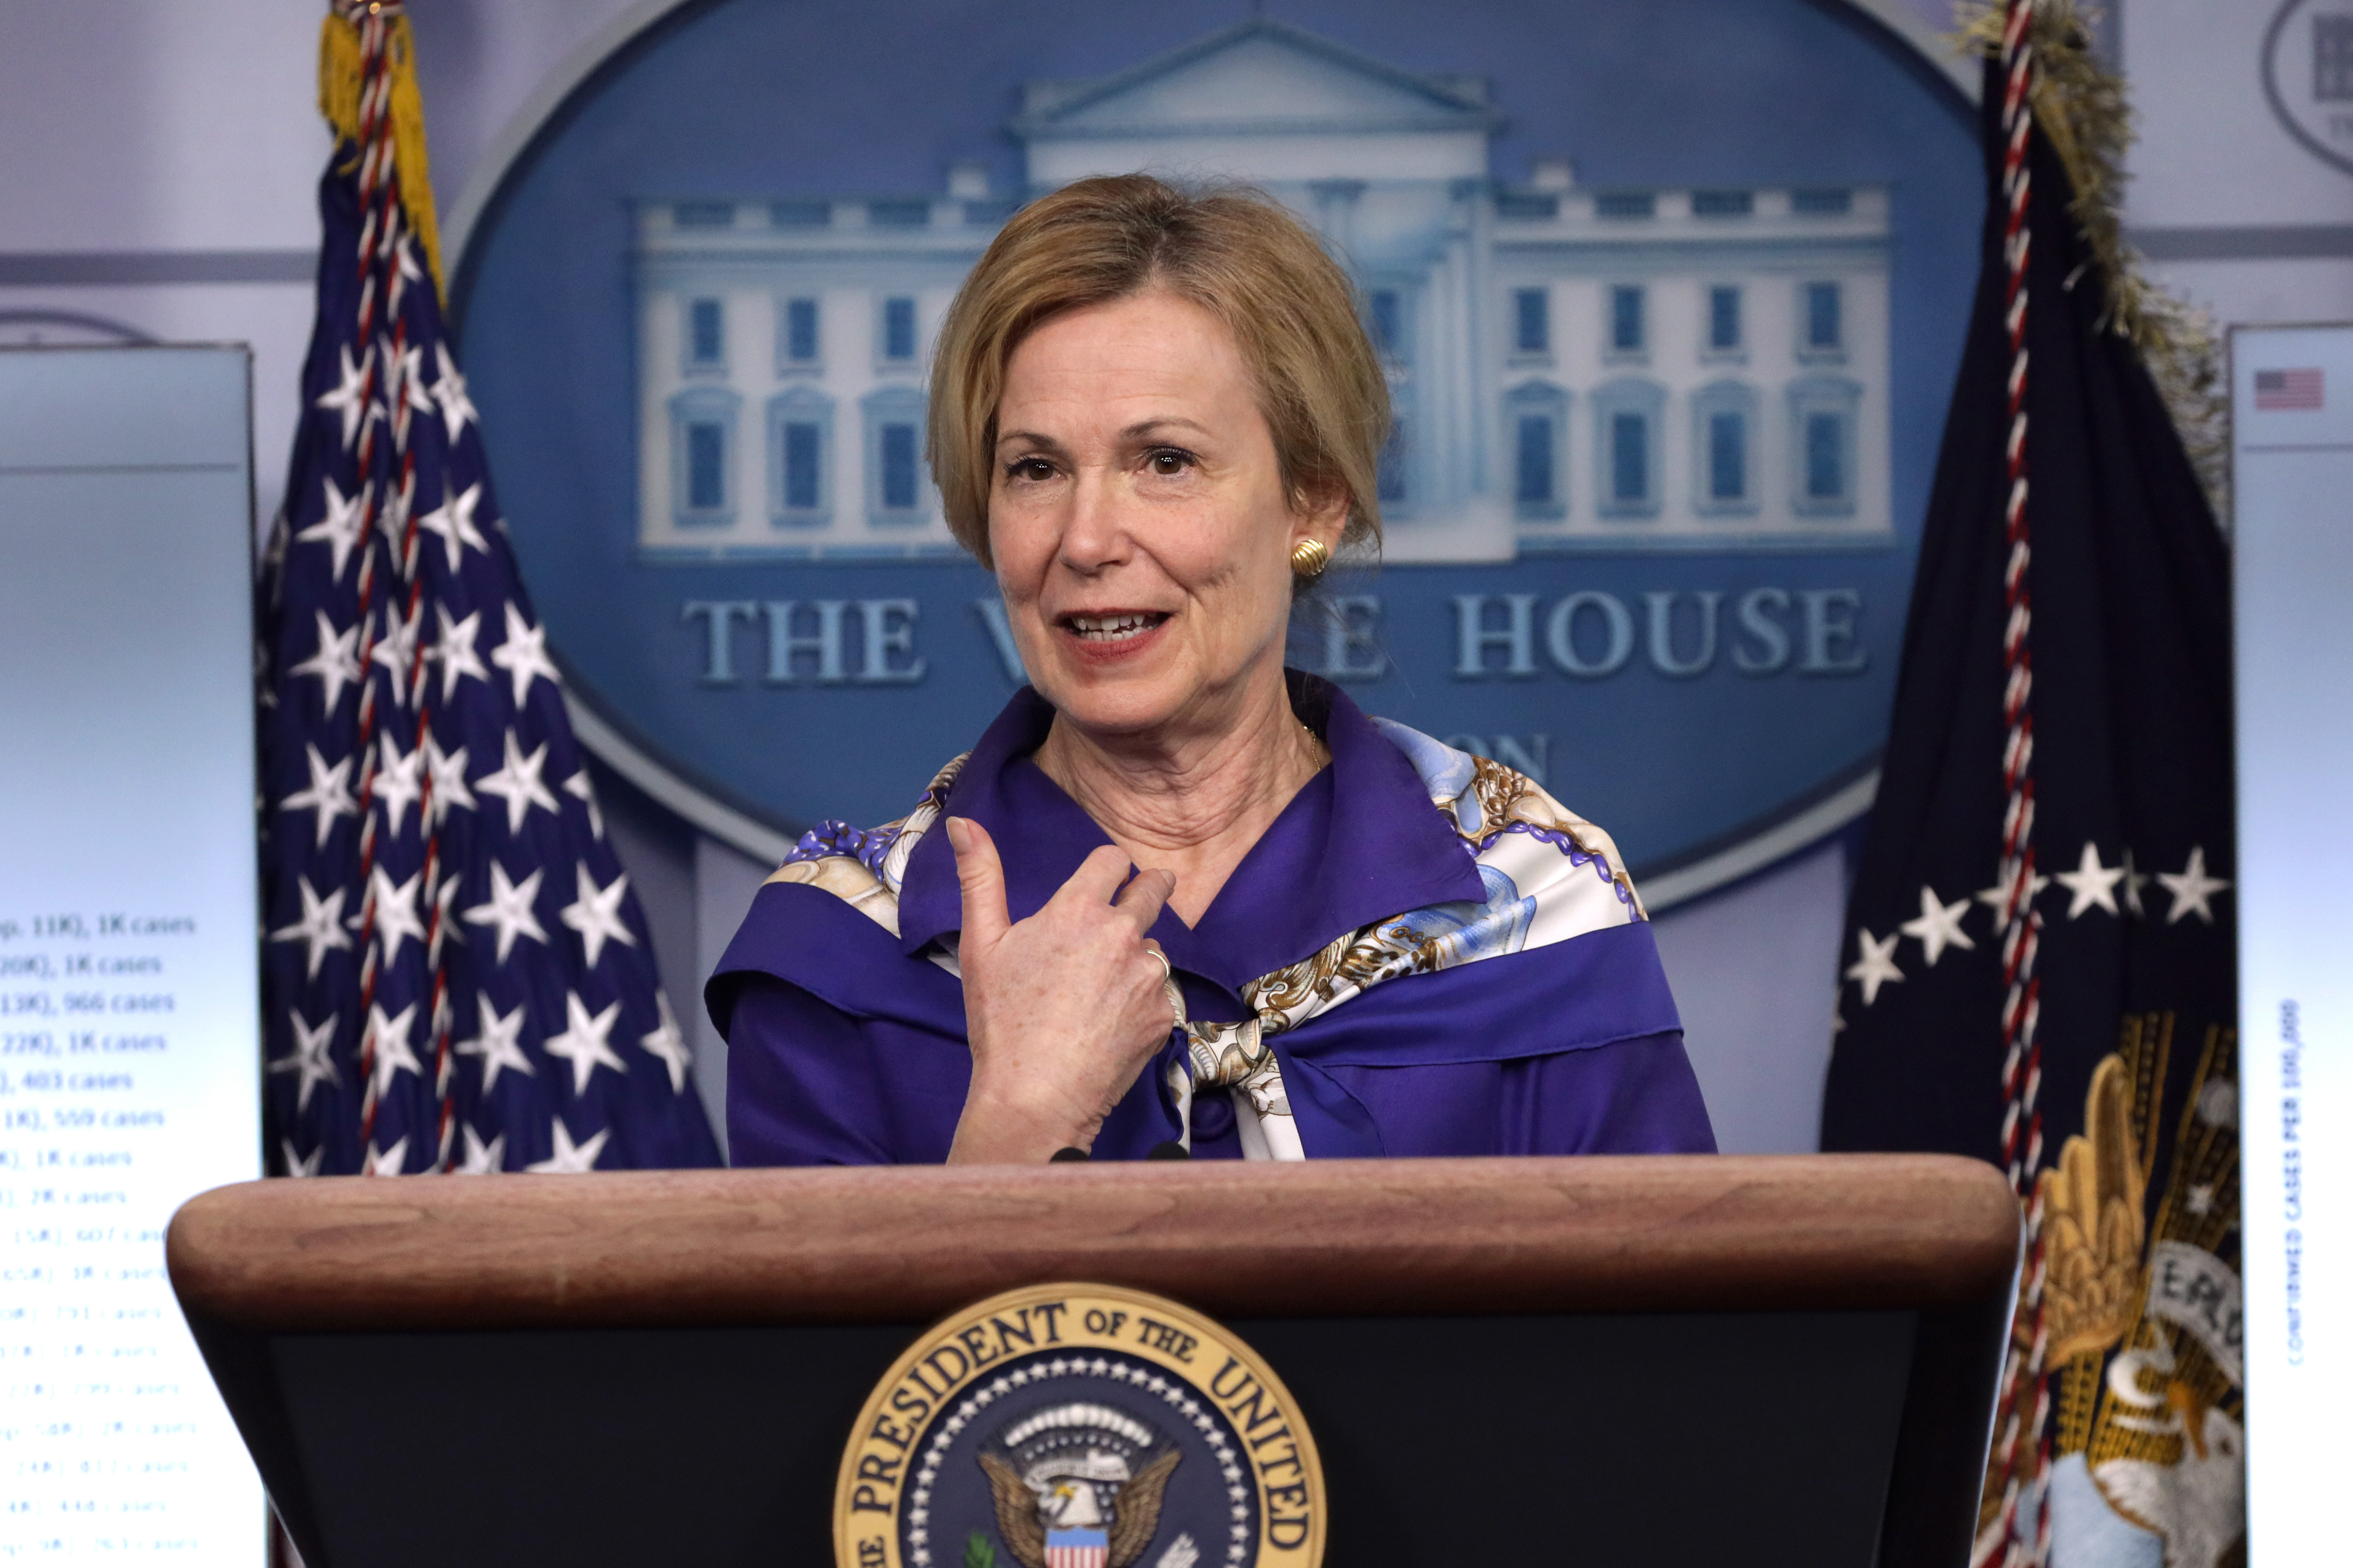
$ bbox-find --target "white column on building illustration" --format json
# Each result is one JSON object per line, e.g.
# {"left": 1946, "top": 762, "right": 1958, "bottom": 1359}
{"left": 1455, "top": 175, "right": 1496, "bottom": 505}
{"left": 1309, "top": 179, "right": 1365, "bottom": 260}
{"left": 1426, "top": 233, "right": 1469, "bottom": 512}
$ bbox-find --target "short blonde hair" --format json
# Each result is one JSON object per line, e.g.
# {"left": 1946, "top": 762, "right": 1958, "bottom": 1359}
{"left": 927, "top": 174, "right": 1389, "bottom": 566}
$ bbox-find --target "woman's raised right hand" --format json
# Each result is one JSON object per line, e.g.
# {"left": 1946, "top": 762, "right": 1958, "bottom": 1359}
{"left": 943, "top": 816, "right": 1180, "bottom": 1163}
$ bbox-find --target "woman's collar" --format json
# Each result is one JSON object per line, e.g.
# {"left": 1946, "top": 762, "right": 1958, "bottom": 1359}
{"left": 894, "top": 673, "right": 1486, "bottom": 993}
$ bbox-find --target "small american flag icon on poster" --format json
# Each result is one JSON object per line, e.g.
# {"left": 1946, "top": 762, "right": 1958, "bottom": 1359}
{"left": 2255, "top": 368, "right": 2325, "bottom": 410}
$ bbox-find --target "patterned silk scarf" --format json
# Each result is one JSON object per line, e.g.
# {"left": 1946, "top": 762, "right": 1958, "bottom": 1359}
{"left": 769, "top": 720, "right": 1648, "bottom": 1159}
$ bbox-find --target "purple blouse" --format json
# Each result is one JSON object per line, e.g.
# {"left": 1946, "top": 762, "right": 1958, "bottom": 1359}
{"left": 707, "top": 678, "right": 1715, "bottom": 1163}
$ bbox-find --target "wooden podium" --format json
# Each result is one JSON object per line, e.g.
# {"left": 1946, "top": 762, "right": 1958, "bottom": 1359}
{"left": 168, "top": 1155, "right": 2016, "bottom": 1568}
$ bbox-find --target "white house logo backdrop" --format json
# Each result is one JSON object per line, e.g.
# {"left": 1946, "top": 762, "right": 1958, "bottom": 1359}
{"left": 450, "top": 0, "right": 1982, "bottom": 892}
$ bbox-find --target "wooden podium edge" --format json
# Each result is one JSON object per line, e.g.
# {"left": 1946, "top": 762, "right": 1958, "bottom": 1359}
{"left": 168, "top": 1152, "right": 2018, "bottom": 1332}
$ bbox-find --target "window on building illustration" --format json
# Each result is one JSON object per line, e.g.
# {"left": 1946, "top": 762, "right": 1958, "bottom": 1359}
{"left": 1609, "top": 286, "right": 1645, "bottom": 354}
{"left": 861, "top": 386, "right": 929, "bottom": 524}
{"left": 688, "top": 424, "right": 726, "bottom": 510}
{"left": 1370, "top": 290, "right": 1404, "bottom": 359}
{"left": 1595, "top": 191, "right": 1654, "bottom": 219}
{"left": 1611, "top": 414, "right": 1647, "bottom": 503}
{"left": 1709, "top": 287, "right": 1742, "bottom": 352}
{"left": 1691, "top": 380, "right": 1758, "bottom": 514}
{"left": 1506, "top": 381, "right": 1567, "bottom": 521}
{"left": 1787, "top": 374, "right": 1861, "bottom": 516}
{"left": 783, "top": 422, "right": 822, "bottom": 510}
{"left": 1792, "top": 188, "right": 1853, "bottom": 215}
{"left": 1805, "top": 413, "right": 1844, "bottom": 501}
{"left": 1710, "top": 414, "right": 1746, "bottom": 502}
{"left": 784, "top": 298, "right": 820, "bottom": 365}
{"left": 1691, "top": 189, "right": 1753, "bottom": 217}
{"left": 1378, "top": 416, "right": 1409, "bottom": 504}
{"left": 670, "top": 387, "right": 740, "bottom": 529}
{"left": 1804, "top": 282, "right": 1843, "bottom": 353}
{"left": 1517, "top": 416, "right": 1555, "bottom": 509}
{"left": 1514, "top": 289, "right": 1549, "bottom": 356}
{"left": 688, "top": 298, "right": 724, "bottom": 368}
{"left": 2319, "top": 17, "right": 2353, "bottom": 100}
{"left": 674, "top": 201, "right": 734, "bottom": 228}
{"left": 1495, "top": 191, "right": 1558, "bottom": 220}
{"left": 1593, "top": 379, "right": 1664, "bottom": 518}
{"left": 880, "top": 425, "right": 920, "bottom": 510}
{"left": 882, "top": 297, "right": 918, "bottom": 363}
{"left": 770, "top": 390, "right": 832, "bottom": 525}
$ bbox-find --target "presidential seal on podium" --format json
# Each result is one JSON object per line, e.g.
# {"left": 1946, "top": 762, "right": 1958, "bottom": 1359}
{"left": 836, "top": 1284, "right": 1325, "bottom": 1568}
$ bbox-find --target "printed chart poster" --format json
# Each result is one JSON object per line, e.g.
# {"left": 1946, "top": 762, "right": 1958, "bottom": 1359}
{"left": 454, "top": 0, "right": 1982, "bottom": 898}
{"left": 0, "top": 345, "right": 264, "bottom": 1559}
{"left": 2234, "top": 323, "right": 2353, "bottom": 1561}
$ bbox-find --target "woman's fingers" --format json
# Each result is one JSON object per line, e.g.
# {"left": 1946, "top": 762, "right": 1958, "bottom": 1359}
{"left": 947, "top": 816, "right": 1012, "bottom": 951}
{"left": 1051, "top": 845, "right": 1176, "bottom": 937}
{"left": 1054, "top": 843, "right": 1137, "bottom": 908}
{"left": 968, "top": 834, "right": 1171, "bottom": 977}
{"left": 1111, "top": 865, "right": 1176, "bottom": 935}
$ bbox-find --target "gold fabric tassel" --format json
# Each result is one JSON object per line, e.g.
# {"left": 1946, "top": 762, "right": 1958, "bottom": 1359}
{"left": 316, "top": 5, "right": 445, "bottom": 302}
{"left": 1951, "top": 1, "right": 2229, "bottom": 523}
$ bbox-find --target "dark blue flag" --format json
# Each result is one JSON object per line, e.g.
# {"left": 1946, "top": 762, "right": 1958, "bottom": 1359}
{"left": 258, "top": 0, "right": 719, "bottom": 1177}
{"left": 1820, "top": 6, "right": 2239, "bottom": 1565}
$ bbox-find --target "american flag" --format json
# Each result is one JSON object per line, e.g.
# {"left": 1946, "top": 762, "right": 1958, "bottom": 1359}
{"left": 257, "top": 0, "right": 719, "bottom": 1177}
{"left": 2254, "top": 367, "right": 2324, "bottom": 410}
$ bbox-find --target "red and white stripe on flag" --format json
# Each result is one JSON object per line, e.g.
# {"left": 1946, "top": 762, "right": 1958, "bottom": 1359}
{"left": 1045, "top": 1546, "right": 1108, "bottom": 1568}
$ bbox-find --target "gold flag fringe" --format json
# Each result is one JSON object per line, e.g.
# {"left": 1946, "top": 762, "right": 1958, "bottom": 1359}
{"left": 1955, "top": 0, "right": 2230, "bottom": 526}
{"left": 317, "top": 6, "right": 444, "bottom": 302}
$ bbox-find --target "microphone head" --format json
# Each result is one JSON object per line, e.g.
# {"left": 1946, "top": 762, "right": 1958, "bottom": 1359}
{"left": 1145, "top": 1141, "right": 1191, "bottom": 1161}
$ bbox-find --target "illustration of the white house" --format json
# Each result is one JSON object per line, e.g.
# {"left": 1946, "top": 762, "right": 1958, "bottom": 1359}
{"left": 632, "top": 19, "right": 1892, "bottom": 563}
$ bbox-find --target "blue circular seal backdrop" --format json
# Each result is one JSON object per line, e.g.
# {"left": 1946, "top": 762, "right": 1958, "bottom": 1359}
{"left": 450, "top": 0, "right": 1980, "bottom": 897}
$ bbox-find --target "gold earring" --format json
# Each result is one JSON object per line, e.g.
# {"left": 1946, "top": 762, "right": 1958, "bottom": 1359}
{"left": 1290, "top": 537, "right": 1331, "bottom": 580}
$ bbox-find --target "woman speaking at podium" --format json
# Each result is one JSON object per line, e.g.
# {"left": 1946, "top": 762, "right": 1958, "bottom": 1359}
{"left": 709, "top": 176, "right": 1715, "bottom": 1165}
